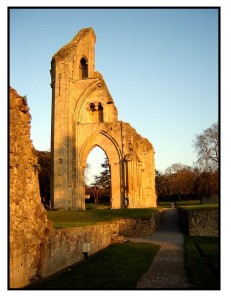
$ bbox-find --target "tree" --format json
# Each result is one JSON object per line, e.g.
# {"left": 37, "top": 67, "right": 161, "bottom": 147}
{"left": 193, "top": 122, "right": 219, "bottom": 171}
{"left": 91, "top": 185, "right": 103, "bottom": 204}
{"left": 155, "top": 170, "right": 166, "bottom": 196}
{"left": 92, "top": 157, "right": 111, "bottom": 203}
{"left": 194, "top": 170, "right": 219, "bottom": 198}
{"left": 164, "top": 163, "right": 196, "bottom": 200}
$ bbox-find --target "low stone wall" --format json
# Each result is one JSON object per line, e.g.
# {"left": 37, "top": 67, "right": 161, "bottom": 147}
{"left": 39, "top": 222, "right": 119, "bottom": 278}
{"left": 11, "top": 214, "right": 161, "bottom": 288}
{"left": 118, "top": 210, "right": 162, "bottom": 237}
{"left": 20, "top": 215, "right": 160, "bottom": 287}
{"left": 37, "top": 214, "right": 161, "bottom": 278}
{"left": 179, "top": 208, "right": 219, "bottom": 237}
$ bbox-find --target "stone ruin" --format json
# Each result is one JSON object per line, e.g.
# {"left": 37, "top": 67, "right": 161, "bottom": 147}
{"left": 50, "top": 27, "right": 157, "bottom": 209}
{"left": 9, "top": 87, "right": 53, "bottom": 288}
{"left": 9, "top": 28, "right": 157, "bottom": 288}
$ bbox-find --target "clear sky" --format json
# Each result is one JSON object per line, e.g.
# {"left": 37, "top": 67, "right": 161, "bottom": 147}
{"left": 9, "top": 7, "right": 219, "bottom": 181}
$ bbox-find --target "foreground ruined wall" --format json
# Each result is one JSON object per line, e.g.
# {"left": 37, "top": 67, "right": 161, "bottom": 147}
{"left": 51, "top": 27, "right": 157, "bottom": 209}
{"left": 9, "top": 88, "right": 117, "bottom": 288}
{"left": 9, "top": 87, "right": 159, "bottom": 288}
{"left": 9, "top": 87, "right": 53, "bottom": 288}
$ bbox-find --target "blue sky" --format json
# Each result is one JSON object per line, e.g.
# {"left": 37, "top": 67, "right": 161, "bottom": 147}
{"left": 9, "top": 8, "right": 218, "bottom": 181}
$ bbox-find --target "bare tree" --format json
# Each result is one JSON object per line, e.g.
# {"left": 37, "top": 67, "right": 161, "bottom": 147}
{"left": 193, "top": 122, "right": 219, "bottom": 171}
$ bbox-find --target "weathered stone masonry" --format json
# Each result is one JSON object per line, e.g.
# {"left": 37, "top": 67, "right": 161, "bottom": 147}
{"left": 178, "top": 208, "right": 219, "bottom": 237}
{"left": 50, "top": 27, "right": 157, "bottom": 210}
{"left": 9, "top": 87, "right": 53, "bottom": 288}
{"left": 10, "top": 28, "right": 158, "bottom": 288}
{"left": 9, "top": 88, "right": 121, "bottom": 288}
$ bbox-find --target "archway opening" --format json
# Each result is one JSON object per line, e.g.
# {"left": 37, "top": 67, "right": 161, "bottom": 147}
{"left": 84, "top": 146, "right": 111, "bottom": 208}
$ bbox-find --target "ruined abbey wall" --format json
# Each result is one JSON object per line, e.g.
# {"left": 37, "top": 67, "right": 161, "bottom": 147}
{"left": 9, "top": 88, "right": 120, "bottom": 287}
{"left": 10, "top": 28, "right": 157, "bottom": 288}
{"left": 9, "top": 87, "right": 53, "bottom": 288}
{"left": 51, "top": 28, "right": 157, "bottom": 210}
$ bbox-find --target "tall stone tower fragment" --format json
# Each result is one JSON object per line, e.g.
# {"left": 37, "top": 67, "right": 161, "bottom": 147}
{"left": 50, "top": 28, "right": 157, "bottom": 209}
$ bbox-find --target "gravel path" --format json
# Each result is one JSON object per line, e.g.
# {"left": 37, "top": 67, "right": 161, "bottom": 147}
{"left": 129, "top": 208, "right": 193, "bottom": 289}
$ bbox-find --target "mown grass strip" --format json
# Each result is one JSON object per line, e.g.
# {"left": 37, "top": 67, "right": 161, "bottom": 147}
{"left": 25, "top": 241, "right": 160, "bottom": 290}
{"left": 179, "top": 204, "right": 218, "bottom": 210}
{"left": 46, "top": 208, "right": 156, "bottom": 229}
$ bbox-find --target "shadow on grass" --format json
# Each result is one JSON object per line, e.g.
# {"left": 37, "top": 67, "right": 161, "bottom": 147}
{"left": 24, "top": 241, "right": 160, "bottom": 290}
{"left": 184, "top": 235, "right": 220, "bottom": 290}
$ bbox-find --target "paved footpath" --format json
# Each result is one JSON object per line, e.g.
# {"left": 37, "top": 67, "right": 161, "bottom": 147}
{"left": 129, "top": 208, "right": 193, "bottom": 289}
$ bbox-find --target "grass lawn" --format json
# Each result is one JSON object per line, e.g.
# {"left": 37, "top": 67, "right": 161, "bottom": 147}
{"left": 159, "top": 199, "right": 218, "bottom": 210}
{"left": 46, "top": 208, "right": 156, "bottom": 229}
{"left": 184, "top": 235, "right": 220, "bottom": 289}
{"left": 179, "top": 204, "right": 218, "bottom": 210}
{"left": 159, "top": 200, "right": 201, "bottom": 208}
{"left": 24, "top": 241, "right": 160, "bottom": 290}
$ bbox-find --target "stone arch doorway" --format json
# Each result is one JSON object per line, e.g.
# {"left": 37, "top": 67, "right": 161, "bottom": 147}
{"left": 78, "top": 131, "right": 123, "bottom": 209}
{"left": 84, "top": 146, "right": 111, "bottom": 206}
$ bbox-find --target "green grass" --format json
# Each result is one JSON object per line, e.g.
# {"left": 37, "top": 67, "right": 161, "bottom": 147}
{"left": 159, "top": 200, "right": 201, "bottom": 208}
{"left": 85, "top": 203, "right": 110, "bottom": 209}
{"left": 24, "top": 241, "right": 160, "bottom": 290}
{"left": 46, "top": 208, "right": 156, "bottom": 229}
{"left": 184, "top": 235, "right": 220, "bottom": 289}
{"left": 179, "top": 204, "right": 218, "bottom": 210}
{"left": 159, "top": 200, "right": 218, "bottom": 210}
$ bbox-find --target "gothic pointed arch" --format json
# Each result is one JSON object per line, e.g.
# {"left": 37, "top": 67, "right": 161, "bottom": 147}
{"left": 79, "top": 130, "right": 123, "bottom": 209}
{"left": 80, "top": 130, "right": 122, "bottom": 168}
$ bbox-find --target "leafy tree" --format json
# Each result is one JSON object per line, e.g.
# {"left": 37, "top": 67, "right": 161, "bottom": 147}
{"left": 155, "top": 170, "right": 167, "bottom": 196}
{"left": 92, "top": 157, "right": 111, "bottom": 203}
{"left": 193, "top": 122, "right": 219, "bottom": 171}
{"left": 164, "top": 163, "right": 196, "bottom": 200}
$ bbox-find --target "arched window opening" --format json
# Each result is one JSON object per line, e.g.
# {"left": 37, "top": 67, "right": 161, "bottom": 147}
{"left": 90, "top": 103, "right": 96, "bottom": 112}
{"left": 84, "top": 146, "right": 111, "bottom": 208}
{"left": 80, "top": 57, "right": 88, "bottom": 79}
{"left": 88, "top": 102, "right": 104, "bottom": 123}
{"left": 98, "top": 103, "right": 104, "bottom": 122}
